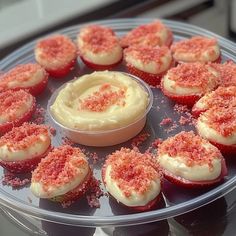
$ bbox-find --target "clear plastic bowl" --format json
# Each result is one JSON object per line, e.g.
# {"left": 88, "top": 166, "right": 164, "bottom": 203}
{"left": 47, "top": 72, "right": 153, "bottom": 146}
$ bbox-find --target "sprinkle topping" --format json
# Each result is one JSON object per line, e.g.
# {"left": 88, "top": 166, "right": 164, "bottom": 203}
{"left": 0, "top": 64, "right": 45, "bottom": 91}
{"left": 36, "top": 35, "right": 76, "bottom": 61}
{"left": 201, "top": 106, "right": 236, "bottom": 137}
{"left": 124, "top": 45, "right": 170, "bottom": 64}
{"left": 167, "top": 63, "right": 218, "bottom": 91}
{"left": 171, "top": 36, "right": 218, "bottom": 55}
{"left": 0, "top": 90, "right": 33, "bottom": 121}
{"left": 0, "top": 123, "right": 49, "bottom": 150}
{"left": 79, "top": 25, "right": 119, "bottom": 53}
{"left": 32, "top": 145, "right": 88, "bottom": 190}
{"left": 80, "top": 83, "right": 126, "bottom": 112}
{"left": 158, "top": 131, "right": 222, "bottom": 167}
{"left": 104, "top": 148, "right": 161, "bottom": 197}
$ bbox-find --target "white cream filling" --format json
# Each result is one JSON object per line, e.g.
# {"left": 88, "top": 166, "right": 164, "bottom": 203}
{"left": 7, "top": 69, "right": 46, "bottom": 88}
{"left": 78, "top": 37, "right": 122, "bottom": 65}
{"left": 197, "top": 116, "right": 236, "bottom": 145}
{"left": 104, "top": 165, "right": 161, "bottom": 207}
{"left": 30, "top": 156, "right": 89, "bottom": 198}
{"left": 125, "top": 51, "right": 172, "bottom": 74}
{"left": 0, "top": 96, "right": 33, "bottom": 124}
{"left": 159, "top": 146, "right": 221, "bottom": 181}
{"left": 0, "top": 133, "right": 50, "bottom": 162}
{"left": 173, "top": 45, "right": 220, "bottom": 63}
{"left": 50, "top": 71, "right": 149, "bottom": 131}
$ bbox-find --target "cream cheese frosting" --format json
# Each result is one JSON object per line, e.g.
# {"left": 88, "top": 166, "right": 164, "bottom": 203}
{"left": 50, "top": 71, "right": 149, "bottom": 131}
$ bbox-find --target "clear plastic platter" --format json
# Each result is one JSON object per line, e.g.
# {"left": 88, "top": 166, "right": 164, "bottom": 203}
{"left": 0, "top": 19, "right": 236, "bottom": 227}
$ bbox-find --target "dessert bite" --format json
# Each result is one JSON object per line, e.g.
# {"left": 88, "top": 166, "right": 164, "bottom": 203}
{"left": 192, "top": 86, "right": 236, "bottom": 117}
{"left": 0, "top": 123, "right": 51, "bottom": 173}
{"left": 196, "top": 106, "right": 236, "bottom": 154}
{"left": 35, "top": 35, "right": 77, "bottom": 78}
{"left": 157, "top": 131, "right": 227, "bottom": 187}
{"left": 30, "top": 145, "right": 92, "bottom": 205}
{"left": 124, "top": 45, "right": 173, "bottom": 86}
{"left": 210, "top": 61, "right": 236, "bottom": 87}
{"left": 0, "top": 64, "right": 48, "bottom": 96}
{"left": 102, "top": 148, "right": 162, "bottom": 211}
{"left": 161, "top": 63, "right": 219, "bottom": 106}
{"left": 50, "top": 71, "right": 151, "bottom": 146}
{"left": 77, "top": 25, "right": 123, "bottom": 70}
{"left": 171, "top": 36, "right": 221, "bottom": 63}
{"left": 0, "top": 90, "right": 36, "bottom": 134}
{"left": 120, "top": 20, "right": 173, "bottom": 48}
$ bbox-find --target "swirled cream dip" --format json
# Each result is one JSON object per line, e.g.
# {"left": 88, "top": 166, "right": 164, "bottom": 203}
{"left": 50, "top": 71, "right": 149, "bottom": 131}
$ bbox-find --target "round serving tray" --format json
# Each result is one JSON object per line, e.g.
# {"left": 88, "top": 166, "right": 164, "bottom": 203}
{"left": 0, "top": 19, "right": 236, "bottom": 227}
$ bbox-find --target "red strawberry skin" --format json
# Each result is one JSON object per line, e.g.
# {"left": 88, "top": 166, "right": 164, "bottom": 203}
{"left": 80, "top": 56, "right": 122, "bottom": 70}
{"left": 46, "top": 59, "right": 76, "bottom": 78}
{"left": 209, "top": 141, "right": 236, "bottom": 155}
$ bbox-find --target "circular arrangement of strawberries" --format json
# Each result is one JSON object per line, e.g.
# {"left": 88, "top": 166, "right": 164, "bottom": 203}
{"left": 0, "top": 20, "right": 235, "bottom": 212}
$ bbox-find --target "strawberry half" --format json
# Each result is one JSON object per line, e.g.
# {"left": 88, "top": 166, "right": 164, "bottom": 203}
{"left": 161, "top": 80, "right": 201, "bottom": 107}
{"left": 162, "top": 158, "right": 227, "bottom": 188}
{"left": 0, "top": 146, "right": 51, "bottom": 174}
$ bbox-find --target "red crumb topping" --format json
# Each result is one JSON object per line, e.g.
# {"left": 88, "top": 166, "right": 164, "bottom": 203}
{"left": 131, "top": 132, "right": 150, "bottom": 148}
{"left": 79, "top": 25, "right": 119, "bottom": 53}
{"left": 0, "top": 122, "right": 50, "bottom": 150}
{"left": 200, "top": 106, "right": 236, "bottom": 136}
{"left": 124, "top": 45, "right": 170, "bottom": 65}
{"left": 210, "top": 61, "right": 236, "bottom": 86}
{"left": 158, "top": 131, "right": 222, "bottom": 168}
{"left": 174, "top": 104, "right": 190, "bottom": 113}
{"left": 0, "top": 90, "right": 33, "bottom": 122}
{"left": 171, "top": 36, "right": 218, "bottom": 55}
{"left": 121, "top": 20, "right": 171, "bottom": 47}
{"left": 167, "top": 63, "right": 218, "bottom": 92}
{"left": 197, "top": 86, "right": 236, "bottom": 110}
{"left": 160, "top": 118, "right": 172, "bottom": 126}
{"left": 151, "top": 138, "right": 163, "bottom": 149}
{"left": 80, "top": 83, "right": 126, "bottom": 112}
{"left": 37, "top": 35, "right": 76, "bottom": 61}
{"left": 2, "top": 172, "right": 30, "bottom": 188}
{"left": 104, "top": 148, "right": 161, "bottom": 197}
{"left": 32, "top": 145, "right": 88, "bottom": 191}
{"left": 86, "top": 177, "right": 104, "bottom": 208}
{"left": 179, "top": 116, "right": 189, "bottom": 125}
{"left": 0, "top": 64, "right": 45, "bottom": 92}
{"left": 32, "top": 105, "right": 45, "bottom": 124}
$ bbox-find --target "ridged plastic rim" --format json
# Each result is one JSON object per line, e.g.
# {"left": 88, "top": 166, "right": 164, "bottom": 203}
{"left": 0, "top": 19, "right": 236, "bottom": 227}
